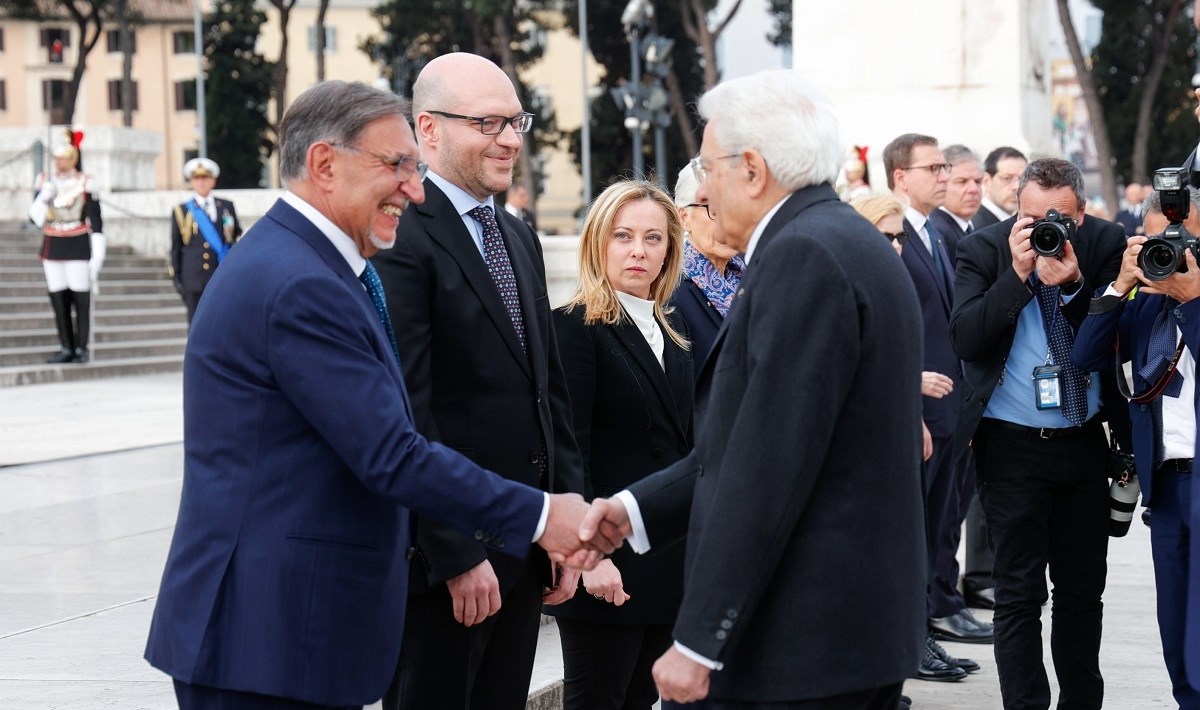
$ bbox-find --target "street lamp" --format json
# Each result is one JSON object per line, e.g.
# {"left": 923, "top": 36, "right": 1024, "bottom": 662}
{"left": 620, "top": 0, "right": 653, "bottom": 179}
{"left": 615, "top": 0, "right": 673, "bottom": 185}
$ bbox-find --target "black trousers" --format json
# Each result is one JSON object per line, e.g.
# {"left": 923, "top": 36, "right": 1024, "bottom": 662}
{"left": 173, "top": 680, "right": 359, "bottom": 710}
{"left": 383, "top": 556, "right": 543, "bottom": 710}
{"left": 975, "top": 418, "right": 1109, "bottom": 710}
{"left": 710, "top": 682, "right": 902, "bottom": 709}
{"left": 1149, "top": 465, "right": 1200, "bottom": 709}
{"left": 924, "top": 434, "right": 969, "bottom": 618}
{"left": 557, "top": 617, "right": 675, "bottom": 710}
{"left": 962, "top": 446, "right": 996, "bottom": 597}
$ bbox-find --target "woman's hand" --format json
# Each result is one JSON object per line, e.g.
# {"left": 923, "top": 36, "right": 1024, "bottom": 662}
{"left": 582, "top": 558, "right": 630, "bottom": 606}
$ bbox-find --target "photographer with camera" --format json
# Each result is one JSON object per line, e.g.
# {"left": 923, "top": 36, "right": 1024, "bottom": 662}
{"left": 950, "top": 158, "right": 1127, "bottom": 709}
{"left": 1071, "top": 178, "right": 1200, "bottom": 709}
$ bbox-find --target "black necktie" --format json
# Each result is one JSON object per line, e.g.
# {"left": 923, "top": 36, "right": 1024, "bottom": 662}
{"left": 359, "top": 261, "right": 401, "bottom": 368}
{"left": 468, "top": 205, "right": 526, "bottom": 352}
{"left": 1035, "top": 284, "right": 1088, "bottom": 425}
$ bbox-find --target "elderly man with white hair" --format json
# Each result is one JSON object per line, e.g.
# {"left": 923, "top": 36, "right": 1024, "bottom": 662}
{"left": 579, "top": 69, "right": 928, "bottom": 708}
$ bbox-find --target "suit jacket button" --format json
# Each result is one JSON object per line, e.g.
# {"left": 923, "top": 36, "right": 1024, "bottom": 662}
{"left": 716, "top": 630, "right": 728, "bottom": 640}
{"left": 697, "top": 464, "right": 704, "bottom": 475}
{"left": 405, "top": 547, "right": 417, "bottom": 560}
{"left": 726, "top": 608, "right": 737, "bottom": 619}
{"left": 1139, "top": 404, "right": 1148, "bottom": 412}
{"left": 202, "top": 263, "right": 210, "bottom": 271}
{"left": 497, "top": 539, "right": 505, "bottom": 548}
{"left": 474, "top": 530, "right": 485, "bottom": 541}
{"left": 720, "top": 619, "right": 733, "bottom": 630}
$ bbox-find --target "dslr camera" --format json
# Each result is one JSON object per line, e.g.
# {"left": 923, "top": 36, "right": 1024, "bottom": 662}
{"left": 1029, "top": 209, "right": 1077, "bottom": 257}
{"left": 1137, "top": 167, "right": 1197, "bottom": 281}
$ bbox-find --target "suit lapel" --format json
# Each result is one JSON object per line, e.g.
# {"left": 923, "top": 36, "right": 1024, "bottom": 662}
{"left": 496, "top": 206, "right": 543, "bottom": 382}
{"left": 417, "top": 183, "right": 532, "bottom": 380}
{"left": 904, "top": 218, "right": 952, "bottom": 314}
{"left": 609, "top": 315, "right": 688, "bottom": 438}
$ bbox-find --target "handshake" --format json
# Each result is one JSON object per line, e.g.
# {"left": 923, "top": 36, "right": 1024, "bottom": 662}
{"left": 538, "top": 494, "right": 636, "bottom": 570}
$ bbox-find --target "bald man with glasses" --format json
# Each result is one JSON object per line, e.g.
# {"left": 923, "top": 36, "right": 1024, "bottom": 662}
{"left": 372, "top": 53, "right": 585, "bottom": 709}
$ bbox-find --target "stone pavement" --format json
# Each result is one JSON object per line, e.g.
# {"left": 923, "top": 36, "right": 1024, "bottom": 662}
{"left": 0, "top": 373, "right": 1179, "bottom": 708}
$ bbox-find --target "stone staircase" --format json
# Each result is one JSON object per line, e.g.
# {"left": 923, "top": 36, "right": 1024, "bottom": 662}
{"left": 0, "top": 222, "right": 186, "bottom": 386}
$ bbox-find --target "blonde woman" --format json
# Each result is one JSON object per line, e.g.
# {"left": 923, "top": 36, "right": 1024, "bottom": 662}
{"left": 548, "top": 180, "right": 699, "bottom": 709}
{"left": 851, "top": 194, "right": 908, "bottom": 255}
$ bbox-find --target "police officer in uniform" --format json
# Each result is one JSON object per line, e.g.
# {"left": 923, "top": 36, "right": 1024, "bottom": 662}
{"left": 169, "top": 158, "right": 242, "bottom": 324}
{"left": 28, "top": 139, "right": 104, "bottom": 364}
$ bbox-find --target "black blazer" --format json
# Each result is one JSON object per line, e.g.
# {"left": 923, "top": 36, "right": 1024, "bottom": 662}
{"left": 629, "top": 185, "right": 927, "bottom": 701}
{"left": 372, "top": 181, "right": 584, "bottom": 594}
{"left": 949, "top": 214, "right": 1127, "bottom": 460}
{"left": 547, "top": 305, "right": 693, "bottom": 625}
{"left": 170, "top": 197, "right": 242, "bottom": 294}
{"left": 901, "top": 217, "right": 962, "bottom": 439}
{"left": 971, "top": 204, "right": 1002, "bottom": 231}
{"left": 671, "top": 279, "right": 724, "bottom": 377}
{"left": 928, "top": 208, "right": 969, "bottom": 260}
{"left": 1114, "top": 208, "right": 1143, "bottom": 236}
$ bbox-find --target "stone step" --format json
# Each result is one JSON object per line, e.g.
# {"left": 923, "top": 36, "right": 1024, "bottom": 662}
{"left": 0, "top": 353, "right": 183, "bottom": 386}
{"left": 0, "top": 280, "right": 175, "bottom": 297}
{"left": 0, "top": 265, "right": 170, "bottom": 282}
{"left": 0, "top": 306, "right": 186, "bottom": 331}
{"left": 0, "top": 293, "right": 184, "bottom": 313}
{"left": 0, "top": 322, "right": 187, "bottom": 348}
{"left": 0, "top": 338, "right": 187, "bottom": 367}
{"left": 0, "top": 254, "right": 164, "bottom": 268}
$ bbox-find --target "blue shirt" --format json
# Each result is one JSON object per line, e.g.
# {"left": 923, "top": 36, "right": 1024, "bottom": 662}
{"left": 983, "top": 281, "right": 1100, "bottom": 427}
{"left": 425, "top": 170, "right": 497, "bottom": 258}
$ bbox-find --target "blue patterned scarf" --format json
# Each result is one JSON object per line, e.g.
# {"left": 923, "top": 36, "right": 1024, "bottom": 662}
{"left": 682, "top": 240, "right": 744, "bottom": 318}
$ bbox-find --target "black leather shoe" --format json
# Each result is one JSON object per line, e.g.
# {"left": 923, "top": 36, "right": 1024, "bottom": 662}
{"left": 47, "top": 347, "right": 73, "bottom": 364}
{"left": 964, "top": 586, "right": 995, "bottom": 610}
{"left": 73, "top": 347, "right": 90, "bottom": 364}
{"left": 898, "top": 693, "right": 912, "bottom": 709}
{"left": 1143, "top": 508, "right": 1152, "bottom": 527}
{"left": 927, "top": 634, "right": 980, "bottom": 673}
{"left": 913, "top": 638, "right": 967, "bottom": 682}
{"left": 930, "top": 609, "right": 994, "bottom": 644}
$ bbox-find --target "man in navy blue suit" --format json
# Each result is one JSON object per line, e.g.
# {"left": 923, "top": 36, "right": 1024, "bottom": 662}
{"left": 1072, "top": 186, "right": 1200, "bottom": 708}
{"left": 143, "top": 81, "right": 602, "bottom": 710}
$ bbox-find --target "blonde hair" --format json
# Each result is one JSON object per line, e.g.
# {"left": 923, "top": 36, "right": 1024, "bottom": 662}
{"left": 564, "top": 180, "right": 688, "bottom": 349}
{"left": 850, "top": 194, "right": 904, "bottom": 227}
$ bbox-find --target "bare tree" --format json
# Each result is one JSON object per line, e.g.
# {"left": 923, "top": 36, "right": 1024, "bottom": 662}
{"left": 8, "top": 0, "right": 109, "bottom": 124}
{"left": 679, "top": 0, "right": 743, "bottom": 90}
{"left": 1055, "top": 0, "right": 1118, "bottom": 214}
{"left": 315, "top": 0, "right": 331, "bottom": 82}
{"left": 1129, "top": 0, "right": 1189, "bottom": 183}
{"left": 268, "top": 0, "right": 299, "bottom": 131}
{"left": 115, "top": 0, "right": 134, "bottom": 127}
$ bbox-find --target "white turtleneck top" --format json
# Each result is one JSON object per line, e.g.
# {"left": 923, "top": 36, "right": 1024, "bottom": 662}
{"left": 615, "top": 290, "right": 664, "bottom": 369}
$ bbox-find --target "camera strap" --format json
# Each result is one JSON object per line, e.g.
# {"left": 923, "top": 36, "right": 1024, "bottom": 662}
{"left": 1115, "top": 334, "right": 1184, "bottom": 403}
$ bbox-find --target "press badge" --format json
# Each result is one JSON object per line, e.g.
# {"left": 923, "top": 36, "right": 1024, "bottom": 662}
{"left": 1033, "top": 365, "right": 1063, "bottom": 410}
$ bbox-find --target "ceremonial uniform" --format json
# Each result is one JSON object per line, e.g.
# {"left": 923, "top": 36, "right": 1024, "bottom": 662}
{"left": 169, "top": 158, "right": 242, "bottom": 324}
{"left": 28, "top": 139, "right": 104, "bottom": 364}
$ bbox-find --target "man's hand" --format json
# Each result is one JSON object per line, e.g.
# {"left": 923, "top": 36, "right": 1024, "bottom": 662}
{"left": 540, "top": 493, "right": 604, "bottom": 570}
{"left": 542, "top": 565, "right": 581, "bottom": 605}
{"left": 653, "top": 646, "right": 711, "bottom": 703}
{"left": 920, "top": 371, "right": 953, "bottom": 398}
{"left": 579, "top": 496, "right": 631, "bottom": 554}
{"left": 581, "top": 558, "right": 630, "bottom": 606}
{"left": 446, "top": 559, "right": 500, "bottom": 627}
{"left": 1140, "top": 248, "right": 1200, "bottom": 303}
{"left": 1114, "top": 236, "right": 1147, "bottom": 294}
{"left": 1035, "top": 238, "right": 1083, "bottom": 287}
{"left": 1009, "top": 217, "right": 1038, "bottom": 281}
{"left": 921, "top": 421, "right": 933, "bottom": 462}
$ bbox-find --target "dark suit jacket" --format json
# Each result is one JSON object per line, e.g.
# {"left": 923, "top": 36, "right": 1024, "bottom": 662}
{"left": 902, "top": 216, "right": 962, "bottom": 439}
{"left": 1114, "top": 208, "right": 1144, "bottom": 237}
{"left": 928, "top": 208, "right": 969, "bottom": 259}
{"left": 949, "top": 215, "right": 1127, "bottom": 459}
{"left": 1072, "top": 290, "right": 1200, "bottom": 682}
{"left": 170, "top": 196, "right": 242, "bottom": 294}
{"left": 144, "top": 199, "right": 542, "bottom": 706}
{"left": 671, "top": 279, "right": 724, "bottom": 377}
{"left": 629, "top": 185, "right": 927, "bottom": 701}
{"left": 372, "top": 180, "right": 583, "bottom": 594}
{"left": 971, "top": 204, "right": 1003, "bottom": 231}
{"left": 547, "top": 305, "right": 693, "bottom": 625}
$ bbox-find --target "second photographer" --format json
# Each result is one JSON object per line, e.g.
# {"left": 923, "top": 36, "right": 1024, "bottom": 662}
{"left": 1072, "top": 181, "right": 1200, "bottom": 709}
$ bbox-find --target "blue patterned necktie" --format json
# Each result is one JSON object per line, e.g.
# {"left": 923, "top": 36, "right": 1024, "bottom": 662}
{"left": 1036, "top": 284, "right": 1088, "bottom": 425}
{"left": 359, "top": 260, "right": 401, "bottom": 367}
{"left": 1139, "top": 298, "right": 1184, "bottom": 398}
{"left": 925, "top": 220, "right": 952, "bottom": 295}
{"left": 468, "top": 205, "right": 526, "bottom": 352}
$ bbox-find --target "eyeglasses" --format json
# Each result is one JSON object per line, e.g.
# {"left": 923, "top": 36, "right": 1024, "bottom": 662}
{"left": 882, "top": 230, "right": 909, "bottom": 245}
{"left": 901, "top": 163, "right": 951, "bottom": 177}
{"left": 333, "top": 144, "right": 428, "bottom": 182}
{"left": 689, "top": 154, "right": 741, "bottom": 183}
{"left": 686, "top": 203, "right": 713, "bottom": 220}
{"left": 428, "top": 110, "right": 535, "bottom": 135}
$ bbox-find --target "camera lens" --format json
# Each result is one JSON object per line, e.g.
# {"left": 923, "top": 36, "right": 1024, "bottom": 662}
{"left": 1031, "top": 222, "right": 1065, "bottom": 257}
{"left": 1139, "top": 239, "right": 1180, "bottom": 281}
